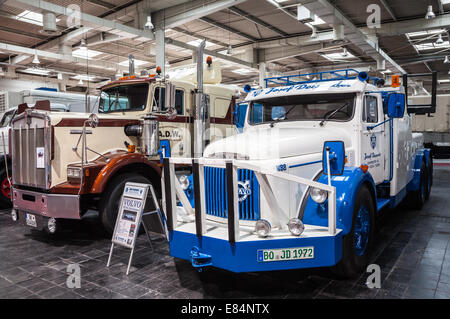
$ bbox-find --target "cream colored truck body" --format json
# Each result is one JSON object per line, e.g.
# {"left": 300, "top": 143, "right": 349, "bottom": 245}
{"left": 11, "top": 64, "right": 238, "bottom": 231}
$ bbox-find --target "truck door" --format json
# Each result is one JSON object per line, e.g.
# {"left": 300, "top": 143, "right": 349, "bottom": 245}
{"left": 361, "top": 94, "right": 386, "bottom": 185}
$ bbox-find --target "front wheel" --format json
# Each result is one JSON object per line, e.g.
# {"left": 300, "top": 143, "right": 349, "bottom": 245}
{"left": 331, "top": 185, "right": 375, "bottom": 278}
{"left": 0, "top": 165, "right": 12, "bottom": 208}
{"left": 99, "top": 173, "right": 151, "bottom": 234}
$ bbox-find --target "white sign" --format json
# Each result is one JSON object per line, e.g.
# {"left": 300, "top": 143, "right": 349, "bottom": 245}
{"left": 36, "top": 147, "right": 45, "bottom": 168}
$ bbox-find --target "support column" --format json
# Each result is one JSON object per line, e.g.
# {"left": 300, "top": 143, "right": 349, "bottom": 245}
{"left": 155, "top": 28, "right": 165, "bottom": 76}
{"left": 259, "top": 62, "right": 266, "bottom": 88}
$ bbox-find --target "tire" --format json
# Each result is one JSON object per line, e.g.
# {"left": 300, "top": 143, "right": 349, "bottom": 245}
{"left": 0, "top": 165, "right": 12, "bottom": 208}
{"left": 331, "top": 185, "right": 375, "bottom": 278}
{"left": 425, "top": 157, "right": 433, "bottom": 201}
{"left": 99, "top": 173, "right": 151, "bottom": 234}
{"left": 410, "top": 161, "right": 427, "bottom": 209}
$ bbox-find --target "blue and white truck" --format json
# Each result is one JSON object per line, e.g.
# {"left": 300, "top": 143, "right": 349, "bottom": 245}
{"left": 162, "top": 69, "right": 436, "bottom": 277}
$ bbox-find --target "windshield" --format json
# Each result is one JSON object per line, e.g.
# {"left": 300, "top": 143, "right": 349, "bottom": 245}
{"left": 99, "top": 83, "right": 148, "bottom": 113}
{"left": 0, "top": 110, "right": 15, "bottom": 127}
{"left": 249, "top": 93, "right": 355, "bottom": 125}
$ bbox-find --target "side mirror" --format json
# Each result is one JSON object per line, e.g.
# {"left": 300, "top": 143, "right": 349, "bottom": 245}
{"left": 234, "top": 103, "right": 248, "bottom": 132}
{"left": 322, "top": 141, "right": 345, "bottom": 176}
{"left": 387, "top": 93, "right": 405, "bottom": 118}
{"left": 88, "top": 113, "right": 99, "bottom": 128}
{"left": 165, "top": 82, "right": 176, "bottom": 111}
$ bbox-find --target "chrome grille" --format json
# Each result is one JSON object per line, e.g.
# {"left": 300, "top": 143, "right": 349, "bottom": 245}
{"left": 11, "top": 111, "right": 51, "bottom": 189}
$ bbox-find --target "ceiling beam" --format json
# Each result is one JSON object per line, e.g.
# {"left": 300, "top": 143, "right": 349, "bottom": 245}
{"left": 298, "top": 0, "right": 406, "bottom": 74}
{"left": 379, "top": 0, "right": 397, "bottom": 21}
{"left": 152, "top": 0, "right": 248, "bottom": 30}
{"left": 228, "top": 6, "right": 289, "bottom": 37}
{"left": 200, "top": 16, "right": 259, "bottom": 42}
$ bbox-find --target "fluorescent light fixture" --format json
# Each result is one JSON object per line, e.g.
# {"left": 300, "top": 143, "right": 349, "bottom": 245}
{"left": 187, "top": 39, "right": 214, "bottom": 47}
{"left": 72, "top": 74, "right": 96, "bottom": 81}
{"left": 232, "top": 68, "right": 253, "bottom": 75}
{"left": 272, "top": 0, "right": 289, "bottom": 3}
{"left": 16, "top": 10, "right": 60, "bottom": 26}
{"left": 119, "top": 59, "right": 149, "bottom": 67}
{"left": 438, "top": 79, "right": 450, "bottom": 83}
{"left": 72, "top": 48, "right": 102, "bottom": 59}
{"left": 407, "top": 29, "right": 445, "bottom": 38}
{"left": 441, "top": 0, "right": 450, "bottom": 4}
{"left": 413, "top": 41, "right": 450, "bottom": 51}
{"left": 322, "top": 51, "right": 356, "bottom": 61}
{"left": 22, "top": 68, "right": 50, "bottom": 76}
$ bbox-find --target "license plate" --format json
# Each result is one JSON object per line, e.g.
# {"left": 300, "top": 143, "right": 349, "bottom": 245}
{"left": 257, "top": 246, "right": 314, "bottom": 262}
{"left": 25, "top": 213, "right": 37, "bottom": 228}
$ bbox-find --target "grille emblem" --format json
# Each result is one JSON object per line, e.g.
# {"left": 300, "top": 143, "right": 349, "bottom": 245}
{"left": 237, "top": 180, "right": 252, "bottom": 202}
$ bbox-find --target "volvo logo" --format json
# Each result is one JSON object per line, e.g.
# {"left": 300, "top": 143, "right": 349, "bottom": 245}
{"left": 237, "top": 180, "right": 252, "bottom": 202}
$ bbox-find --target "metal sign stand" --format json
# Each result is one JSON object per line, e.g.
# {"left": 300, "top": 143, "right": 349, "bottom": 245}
{"left": 106, "top": 182, "right": 167, "bottom": 275}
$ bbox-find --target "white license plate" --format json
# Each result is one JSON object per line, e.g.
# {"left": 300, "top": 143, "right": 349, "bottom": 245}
{"left": 25, "top": 213, "right": 37, "bottom": 228}
{"left": 257, "top": 246, "right": 314, "bottom": 262}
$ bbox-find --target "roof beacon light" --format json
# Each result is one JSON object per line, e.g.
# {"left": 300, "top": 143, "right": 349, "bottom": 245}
{"left": 206, "top": 56, "right": 213, "bottom": 67}
{"left": 358, "top": 71, "right": 369, "bottom": 82}
{"left": 156, "top": 66, "right": 162, "bottom": 76}
{"left": 244, "top": 84, "right": 253, "bottom": 93}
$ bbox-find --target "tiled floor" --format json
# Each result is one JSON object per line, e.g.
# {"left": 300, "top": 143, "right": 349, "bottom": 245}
{"left": 0, "top": 165, "right": 449, "bottom": 299}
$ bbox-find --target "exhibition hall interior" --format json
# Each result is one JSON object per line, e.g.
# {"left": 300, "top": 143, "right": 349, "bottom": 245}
{"left": 0, "top": 0, "right": 449, "bottom": 304}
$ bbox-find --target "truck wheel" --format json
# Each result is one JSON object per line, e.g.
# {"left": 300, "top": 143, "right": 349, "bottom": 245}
{"left": 99, "top": 173, "right": 151, "bottom": 234}
{"left": 425, "top": 157, "right": 433, "bottom": 200}
{"left": 331, "top": 185, "right": 375, "bottom": 278}
{"left": 410, "top": 161, "right": 428, "bottom": 209}
{"left": 0, "top": 166, "right": 12, "bottom": 208}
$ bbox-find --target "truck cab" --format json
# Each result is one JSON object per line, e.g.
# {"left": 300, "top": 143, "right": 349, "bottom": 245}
{"left": 164, "top": 69, "right": 434, "bottom": 277}
{"left": 10, "top": 59, "right": 240, "bottom": 234}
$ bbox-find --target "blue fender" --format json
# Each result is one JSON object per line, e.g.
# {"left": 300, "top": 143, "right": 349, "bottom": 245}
{"left": 407, "top": 148, "right": 431, "bottom": 192}
{"left": 302, "top": 167, "right": 376, "bottom": 235}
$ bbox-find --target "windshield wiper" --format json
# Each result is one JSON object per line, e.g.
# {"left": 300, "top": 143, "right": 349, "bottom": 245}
{"left": 319, "top": 103, "right": 349, "bottom": 127}
{"left": 270, "top": 105, "right": 296, "bottom": 127}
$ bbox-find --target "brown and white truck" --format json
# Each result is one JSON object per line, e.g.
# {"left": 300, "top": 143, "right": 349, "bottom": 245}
{"left": 9, "top": 57, "right": 240, "bottom": 234}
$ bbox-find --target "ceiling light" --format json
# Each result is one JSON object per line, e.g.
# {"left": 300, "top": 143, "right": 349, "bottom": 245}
{"left": 72, "top": 48, "right": 102, "bottom": 59}
{"left": 436, "top": 33, "right": 444, "bottom": 44}
{"left": 57, "top": 73, "right": 63, "bottom": 80}
{"left": 425, "top": 5, "right": 435, "bottom": 19}
{"left": 22, "top": 67, "right": 50, "bottom": 76}
{"left": 310, "top": 26, "right": 318, "bottom": 39}
{"left": 144, "top": 15, "right": 154, "bottom": 30}
{"left": 226, "top": 44, "right": 233, "bottom": 55}
{"left": 32, "top": 52, "right": 40, "bottom": 64}
{"left": 445, "top": 56, "right": 450, "bottom": 64}
{"left": 80, "top": 38, "right": 87, "bottom": 49}
{"left": 78, "top": 78, "right": 83, "bottom": 85}
{"left": 341, "top": 48, "right": 348, "bottom": 57}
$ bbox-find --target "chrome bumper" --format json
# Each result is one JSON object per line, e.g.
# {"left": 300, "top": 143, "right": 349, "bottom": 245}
{"left": 12, "top": 187, "right": 80, "bottom": 219}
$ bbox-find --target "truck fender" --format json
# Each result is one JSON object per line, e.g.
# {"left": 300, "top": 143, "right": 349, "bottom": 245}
{"left": 302, "top": 167, "right": 376, "bottom": 235}
{"left": 407, "top": 148, "right": 431, "bottom": 192}
{"left": 90, "top": 152, "right": 161, "bottom": 194}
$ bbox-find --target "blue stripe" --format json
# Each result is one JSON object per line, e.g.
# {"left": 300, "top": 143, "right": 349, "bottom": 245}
{"left": 289, "top": 160, "right": 322, "bottom": 169}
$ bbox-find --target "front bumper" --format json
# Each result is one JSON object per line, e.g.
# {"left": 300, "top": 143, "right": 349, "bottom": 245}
{"left": 169, "top": 223, "right": 343, "bottom": 273}
{"left": 12, "top": 187, "right": 80, "bottom": 220}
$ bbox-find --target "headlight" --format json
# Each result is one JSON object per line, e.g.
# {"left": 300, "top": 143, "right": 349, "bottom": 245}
{"left": 67, "top": 167, "right": 82, "bottom": 179}
{"left": 255, "top": 219, "right": 271, "bottom": 238}
{"left": 178, "top": 175, "right": 190, "bottom": 190}
{"left": 287, "top": 218, "right": 305, "bottom": 236}
{"left": 310, "top": 187, "right": 328, "bottom": 204}
{"left": 11, "top": 209, "right": 18, "bottom": 221}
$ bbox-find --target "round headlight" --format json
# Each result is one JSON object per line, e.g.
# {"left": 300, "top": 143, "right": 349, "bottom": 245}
{"left": 46, "top": 218, "right": 57, "bottom": 234}
{"left": 310, "top": 187, "right": 328, "bottom": 204}
{"left": 11, "top": 209, "right": 18, "bottom": 222}
{"left": 287, "top": 218, "right": 305, "bottom": 236}
{"left": 178, "top": 175, "right": 190, "bottom": 190}
{"left": 255, "top": 219, "right": 271, "bottom": 238}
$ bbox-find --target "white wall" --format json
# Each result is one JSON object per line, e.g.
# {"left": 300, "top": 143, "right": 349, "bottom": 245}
{"left": 0, "top": 78, "right": 58, "bottom": 92}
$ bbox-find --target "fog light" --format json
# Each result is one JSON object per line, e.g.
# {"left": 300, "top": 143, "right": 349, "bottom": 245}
{"left": 11, "top": 209, "right": 18, "bottom": 221}
{"left": 178, "top": 175, "right": 190, "bottom": 190}
{"left": 310, "top": 187, "right": 328, "bottom": 204}
{"left": 255, "top": 219, "right": 271, "bottom": 238}
{"left": 287, "top": 218, "right": 305, "bottom": 236}
{"left": 46, "top": 217, "right": 57, "bottom": 234}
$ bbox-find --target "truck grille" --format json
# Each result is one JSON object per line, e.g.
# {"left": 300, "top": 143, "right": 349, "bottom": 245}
{"left": 204, "top": 167, "right": 260, "bottom": 221}
{"left": 11, "top": 112, "right": 51, "bottom": 189}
